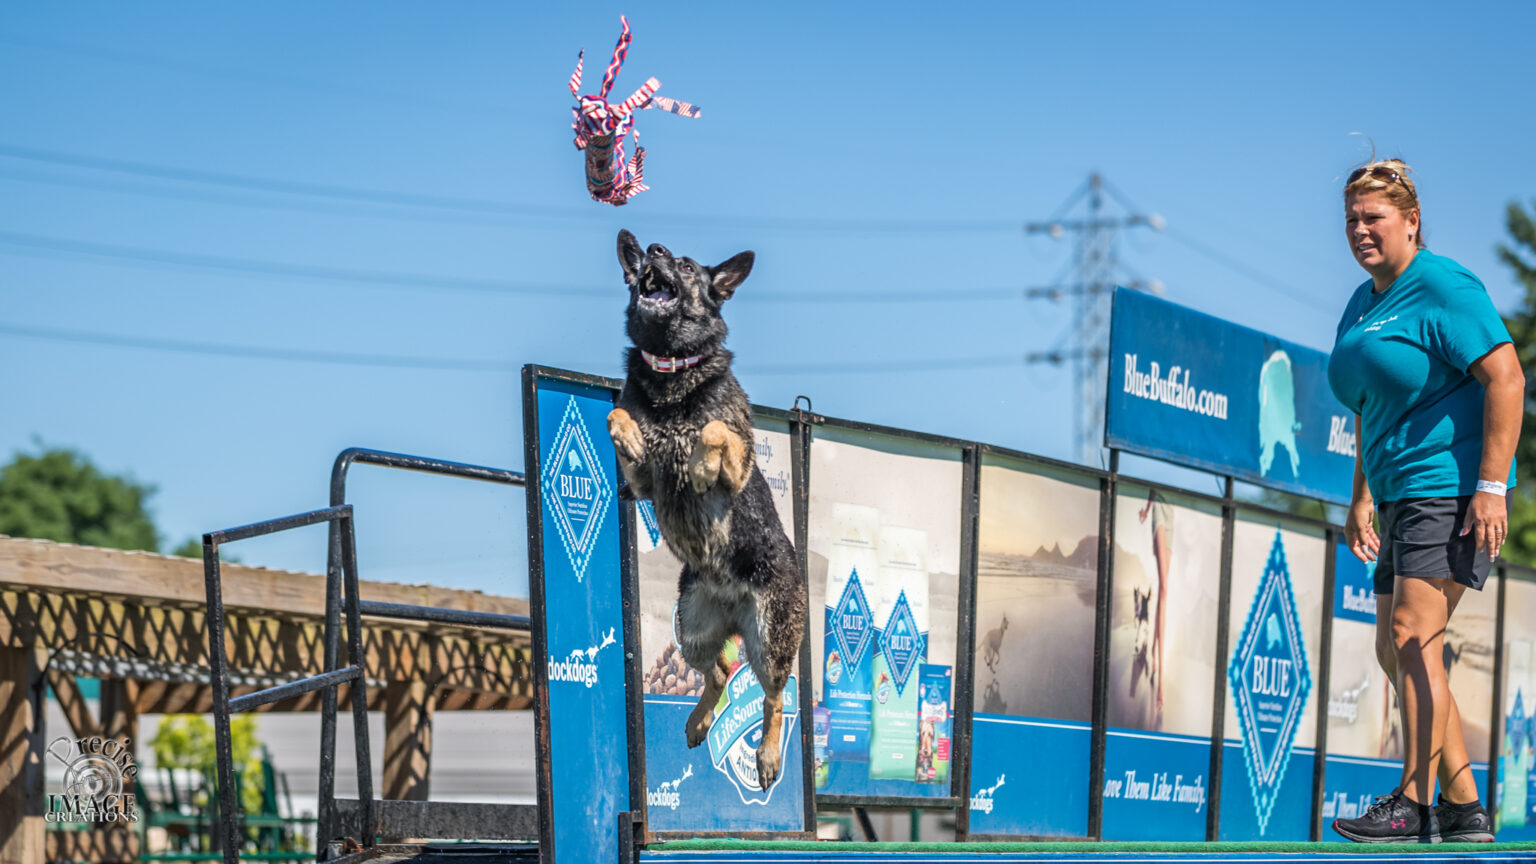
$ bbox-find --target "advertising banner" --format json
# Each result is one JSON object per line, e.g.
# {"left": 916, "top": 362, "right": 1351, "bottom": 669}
{"left": 1219, "top": 518, "right": 1324, "bottom": 841}
{"left": 1105, "top": 288, "right": 1355, "bottom": 504}
{"left": 1321, "top": 545, "right": 1399, "bottom": 837}
{"left": 530, "top": 376, "right": 631, "bottom": 864}
{"left": 1103, "top": 485, "right": 1221, "bottom": 840}
{"left": 807, "top": 425, "right": 962, "bottom": 800}
{"left": 1321, "top": 544, "right": 1495, "bottom": 841}
{"left": 1499, "top": 575, "right": 1536, "bottom": 840}
{"left": 969, "top": 456, "right": 1099, "bottom": 837}
{"left": 636, "top": 417, "right": 807, "bottom": 833}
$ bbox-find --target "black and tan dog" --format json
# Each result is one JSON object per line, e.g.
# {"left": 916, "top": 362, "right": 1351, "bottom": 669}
{"left": 606, "top": 229, "right": 805, "bottom": 789}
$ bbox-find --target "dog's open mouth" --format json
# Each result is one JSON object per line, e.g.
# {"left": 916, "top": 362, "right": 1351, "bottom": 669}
{"left": 638, "top": 270, "right": 680, "bottom": 310}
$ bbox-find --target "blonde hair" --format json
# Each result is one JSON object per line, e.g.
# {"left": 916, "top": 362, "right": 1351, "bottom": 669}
{"left": 1344, "top": 158, "right": 1425, "bottom": 249}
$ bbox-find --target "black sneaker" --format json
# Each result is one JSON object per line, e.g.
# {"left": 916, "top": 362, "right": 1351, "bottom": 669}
{"left": 1435, "top": 795, "right": 1494, "bottom": 843}
{"left": 1332, "top": 791, "right": 1440, "bottom": 843}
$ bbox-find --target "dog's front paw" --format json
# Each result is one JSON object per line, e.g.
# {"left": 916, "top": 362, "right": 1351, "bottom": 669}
{"left": 688, "top": 420, "right": 747, "bottom": 494}
{"left": 756, "top": 741, "right": 782, "bottom": 789}
{"left": 608, "top": 408, "right": 647, "bottom": 465}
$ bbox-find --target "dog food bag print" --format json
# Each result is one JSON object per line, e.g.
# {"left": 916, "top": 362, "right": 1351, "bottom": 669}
{"left": 813, "top": 706, "right": 831, "bottom": 790}
{"left": 823, "top": 503, "right": 881, "bottom": 766}
{"left": 870, "top": 526, "right": 930, "bottom": 780}
{"left": 916, "top": 664, "right": 953, "bottom": 784}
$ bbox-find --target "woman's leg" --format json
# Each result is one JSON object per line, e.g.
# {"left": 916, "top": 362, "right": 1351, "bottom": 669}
{"left": 1390, "top": 576, "right": 1466, "bottom": 804}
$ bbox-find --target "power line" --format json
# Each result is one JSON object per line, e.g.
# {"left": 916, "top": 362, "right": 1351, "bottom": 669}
{"left": 0, "top": 320, "right": 1019, "bottom": 376}
{"left": 0, "top": 230, "right": 1025, "bottom": 303}
{"left": 0, "top": 143, "right": 1020, "bottom": 234}
{"left": 0, "top": 230, "right": 608, "bottom": 298}
{"left": 1161, "top": 227, "right": 1337, "bottom": 313}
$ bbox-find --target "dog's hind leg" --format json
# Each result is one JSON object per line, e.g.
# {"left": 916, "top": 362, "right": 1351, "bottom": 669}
{"left": 756, "top": 675, "right": 787, "bottom": 789}
{"left": 685, "top": 651, "right": 730, "bottom": 748}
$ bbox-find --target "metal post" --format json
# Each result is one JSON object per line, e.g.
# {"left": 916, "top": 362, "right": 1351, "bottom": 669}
{"left": 1206, "top": 476, "right": 1235, "bottom": 840}
{"left": 1489, "top": 564, "right": 1508, "bottom": 812}
{"left": 202, "top": 538, "right": 242, "bottom": 862}
{"left": 951, "top": 445, "right": 981, "bottom": 839}
{"left": 338, "top": 513, "right": 375, "bottom": 845}
{"left": 1311, "top": 528, "right": 1338, "bottom": 841}
{"left": 1087, "top": 448, "right": 1119, "bottom": 839}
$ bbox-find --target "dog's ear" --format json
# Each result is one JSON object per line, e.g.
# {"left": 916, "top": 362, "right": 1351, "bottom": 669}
{"left": 708, "top": 251, "right": 754, "bottom": 302}
{"left": 617, "top": 230, "right": 644, "bottom": 285}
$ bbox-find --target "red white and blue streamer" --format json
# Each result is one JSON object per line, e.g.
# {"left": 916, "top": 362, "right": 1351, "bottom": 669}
{"left": 568, "top": 16, "right": 701, "bottom": 205}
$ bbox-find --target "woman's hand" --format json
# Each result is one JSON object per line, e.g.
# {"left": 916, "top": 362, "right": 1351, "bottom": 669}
{"left": 1461, "top": 491, "right": 1507, "bottom": 560}
{"left": 1345, "top": 498, "right": 1379, "bottom": 563}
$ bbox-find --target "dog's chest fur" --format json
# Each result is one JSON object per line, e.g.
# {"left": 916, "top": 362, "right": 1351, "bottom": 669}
{"left": 631, "top": 372, "right": 753, "bottom": 579}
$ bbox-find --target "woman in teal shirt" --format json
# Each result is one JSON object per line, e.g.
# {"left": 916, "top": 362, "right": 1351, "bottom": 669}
{"left": 1327, "top": 159, "right": 1524, "bottom": 843}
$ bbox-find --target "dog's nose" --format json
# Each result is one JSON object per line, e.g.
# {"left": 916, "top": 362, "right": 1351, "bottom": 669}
{"left": 646, "top": 243, "right": 672, "bottom": 261}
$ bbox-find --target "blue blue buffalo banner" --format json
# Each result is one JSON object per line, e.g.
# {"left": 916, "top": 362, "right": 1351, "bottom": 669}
{"left": 1106, "top": 288, "right": 1355, "bottom": 504}
{"left": 1221, "top": 526, "right": 1318, "bottom": 840}
{"left": 1102, "top": 729, "right": 1212, "bottom": 840}
{"left": 532, "top": 378, "right": 631, "bottom": 864}
{"left": 644, "top": 667, "right": 805, "bottom": 833}
{"left": 969, "top": 716, "right": 1090, "bottom": 837}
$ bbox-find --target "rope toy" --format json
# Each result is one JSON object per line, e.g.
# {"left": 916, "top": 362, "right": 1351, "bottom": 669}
{"left": 569, "top": 16, "right": 701, "bottom": 206}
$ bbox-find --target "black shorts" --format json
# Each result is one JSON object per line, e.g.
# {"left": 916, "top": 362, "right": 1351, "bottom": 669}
{"left": 1373, "top": 495, "right": 1509, "bottom": 594}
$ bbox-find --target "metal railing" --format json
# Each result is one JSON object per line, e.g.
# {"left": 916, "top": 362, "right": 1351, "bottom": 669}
{"left": 203, "top": 448, "right": 531, "bottom": 863}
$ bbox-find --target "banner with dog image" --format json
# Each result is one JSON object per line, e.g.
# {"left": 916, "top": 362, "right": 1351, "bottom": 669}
{"left": 636, "top": 416, "right": 807, "bottom": 834}
{"left": 1218, "top": 518, "right": 1324, "bottom": 841}
{"left": 1497, "top": 574, "right": 1536, "bottom": 840}
{"left": 807, "top": 424, "right": 962, "bottom": 801}
{"left": 969, "top": 455, "right": 1099, "bottom": 838}
{"left": 1102, "top": 485, "right": 1221, "bottom": 841}
{"left": 1106, "top": 287, "right": 1355, "bottom": 505}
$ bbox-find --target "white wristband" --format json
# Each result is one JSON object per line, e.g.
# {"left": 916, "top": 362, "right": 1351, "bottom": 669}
{"left": 1476, "top": 480, "right": 1507, "bottom": 496}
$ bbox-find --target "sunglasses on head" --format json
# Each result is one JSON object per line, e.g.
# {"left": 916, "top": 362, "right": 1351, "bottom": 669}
{"left": 1348, "top": 165, "right": 1411, "bottom": 192}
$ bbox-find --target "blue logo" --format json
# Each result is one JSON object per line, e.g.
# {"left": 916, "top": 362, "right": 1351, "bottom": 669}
{"left": 1228, "top": 530, "right": 1312, "bottom": 835}
{"left": 705, "top": 667, "right": 799, "bottom": 804}
{"left": 878, "top": 590, "right": 926, "bottom": 697}
{"left": 540, "top": 395, "right": 613, "bottom": 583}
{"left": 831, "top": 569, "right": 874, "bottom": 670}
{"left": 638, "top": 500, "right": 662, "bottom": 547}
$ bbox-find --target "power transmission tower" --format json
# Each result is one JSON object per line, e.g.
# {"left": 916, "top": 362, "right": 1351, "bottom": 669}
{"left": 1025, "top": 173, "right": 1163, "bottom": 465}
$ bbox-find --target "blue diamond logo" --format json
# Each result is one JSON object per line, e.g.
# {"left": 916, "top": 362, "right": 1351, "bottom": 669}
{"left": 1228, "top": 530, "right": 1312, "bottom": 835}
{"left": 878, "top": 590, "right": 926, "bottom": 697}
{"left": 638, "top": 500, "right": 661, "bottom": 547}
{"left": 540, "top": 395, "right": 613, "bottom": 583}
{"left": 831, "top": 569, "right": 873, "bottom": 669}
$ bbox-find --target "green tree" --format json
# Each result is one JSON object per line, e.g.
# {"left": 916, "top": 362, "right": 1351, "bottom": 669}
{"left": 1499, "top": 199, "right": 1536, "bottom": 566}
{"left": 0, "top": 443, "right": 159, "bottom": 550}
{"left": 151, "top": 714, "right": 266, "bottom": 816}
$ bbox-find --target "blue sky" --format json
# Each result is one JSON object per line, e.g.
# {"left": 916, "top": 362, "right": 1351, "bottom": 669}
{"left": 3, "top": 2, "right": 1532, "bottom": 596}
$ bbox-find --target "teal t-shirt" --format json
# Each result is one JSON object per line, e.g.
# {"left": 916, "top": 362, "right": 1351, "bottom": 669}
{"left": 1327, "top": 250, "right": 1515, "bottom": 501}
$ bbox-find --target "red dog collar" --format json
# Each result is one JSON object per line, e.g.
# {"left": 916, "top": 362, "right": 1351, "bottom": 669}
{"left": 640, "top": 349, "right": 711, "bottom": 373}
